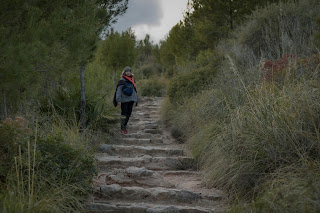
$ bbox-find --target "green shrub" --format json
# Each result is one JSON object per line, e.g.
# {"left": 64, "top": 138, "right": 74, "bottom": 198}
{"left": 138, "top": 78, "right": 167, "bottom": 97}
{"left": 39, "top": 87, "right": 117, "bottom": 129}
{"left": 230, "top": 163, "right": 320, "bottom": 213}
{"left": 161, "top": 0, "right": 320, "bottom": 210}
{"left": 134, "top": 63, "right": 163, "bottom": 79}
{"left": 36, "top": 132, "right": 95, "bottom": 186}
{"left": 236, "top": 0, "right": 320, "bottom": 59}
{"left": 203, "top": 79, "right": 320, "bottom": 196}
{"left": 167, "top": 67, "right": 218, "bottom": 104}
{"left": 0, "top": 117, "right": 30, "bottom": 185}
{"left": 0, "top": 117, "right": 96, "bottom": 212}
{"left": 163, "top": 55, "right": 320, "bottom": 200}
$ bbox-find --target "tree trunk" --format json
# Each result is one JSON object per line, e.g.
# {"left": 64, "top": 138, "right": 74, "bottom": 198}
{"left": 3, "top": 90, "right": 8, "bottom": 119}
{"left": 29, "top": 86, "right": 33, "bottom": 106}
{"left": 229, "top": 8, "right": 233, "bottom": 30}
{"left": 80, "top": 65, "right": 86, "bottom": 130}
{"left": 113, "top": 70, "right": 116, "bottom": 89}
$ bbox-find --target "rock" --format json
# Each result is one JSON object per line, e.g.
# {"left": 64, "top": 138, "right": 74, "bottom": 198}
{"left": 127, "top": 166, "right": 153, "bottom": 178}
{"left": 107, "top": 174, "right": 134, "bottom": 184}
{"left": 146, "top": 206, "right": 180, "bottom": 213}
{"left": 176, "top": 190, "right": 201, "bottom": 204}
{"left": 150, "top": 188, "right": 177, "bottom": 200}
{"left": 98, "top": 144, "right": 114, "bottom": 154}
{"left": 100, "top": 184, "right": 122, "bottom": 198}
{"left": 121, "top": 186, "right": 151, "bottom": 200}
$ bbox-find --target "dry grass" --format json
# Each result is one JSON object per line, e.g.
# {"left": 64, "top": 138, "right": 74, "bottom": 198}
{"left": 162, "top": 0, "right": 320, "bottom": 211}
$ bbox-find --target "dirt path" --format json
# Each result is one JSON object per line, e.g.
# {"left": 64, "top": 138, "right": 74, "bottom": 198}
{"left": 86, "top": 97, "right": 228, "bottom": 213}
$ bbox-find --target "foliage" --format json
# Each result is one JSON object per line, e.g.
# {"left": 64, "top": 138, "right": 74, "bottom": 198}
{"left": 39, "top": 87, "right": 117, "bottom": 130}
{"left": 167, "top": 51, "right": 221, "bottom": 104}
{"left": 36, "top": 133, "right": 95, "bottom": 186}
{"left": 0, "top": 117, "right": 30, "bottom": 185}
{"left": 159, "top": 40, "right": 176, "bottom": 75}
{"left": 0, "top": 0, "right": 128, "bottom": 118}
{"left": 161, "top": 0, "right": 320, "bottom": 211}
{"left": 135, "top": 63, "right": 163, "bottom": 79}
{"left": 97, "top": 29, "right": 136, "bottom": 87}
{"left": 166, "top": 21, "right": 205, "bottom": 65}
{"left": 236, "top": 0, "right": 320, "bottom": 59}
{"left": 138, "top": 78, "right": 167, "bottom": 97}
{"left": 0, "top": 116, "right": 96, "bottom": 212}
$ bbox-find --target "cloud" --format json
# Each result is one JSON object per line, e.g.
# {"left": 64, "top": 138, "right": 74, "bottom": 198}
{"left": 112, "top": 0, "right": 163, "bottom": 32}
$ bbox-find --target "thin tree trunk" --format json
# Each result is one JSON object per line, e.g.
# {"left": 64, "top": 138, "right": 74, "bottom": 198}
{"left": 80, "top": 65, "right": 86, "bottom": 130}
{"left": 229, "top": 8, "right": 233, "bottom": 30}
{"left": 29, "top": 85, "right": 33, "bottom": 106}
{"left": 3, "top": 90, "right": 8, "bottom": 119}
{"left": 59, "top": 76, "right": 63, "bottom": 92}
{"left": 113, "top": 70, "right": 116, "bottom": 89}
{"left": 50, "top": 79, "right": 54, "bottom": 93}
{"left": 0, "top": 99, "right": 2, "bottom": 119}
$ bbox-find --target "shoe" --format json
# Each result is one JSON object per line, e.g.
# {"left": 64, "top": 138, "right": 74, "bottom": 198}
{"left": 120, "top": 129, "right": 128, "bottom": 134}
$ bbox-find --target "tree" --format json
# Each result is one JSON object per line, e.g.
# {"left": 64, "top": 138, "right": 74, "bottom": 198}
{"left": 0, "top": 0, "right": 128, "bottom": 120}
{"left": 98, "top": 29, "right": 136, "bottom": 88}
{"left": 136, "top": 34, "right": 154, "bottom": 66}
{"left": 190, "top": 0, "right": 279, "bottom": 48}
{"left": 159, "top": 40, "right": 176, "bottom": 76}
{"left": 315, "top": 17, "right": 320, "bottom": 48}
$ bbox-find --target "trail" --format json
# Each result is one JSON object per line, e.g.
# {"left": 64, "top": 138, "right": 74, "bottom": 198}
{"left": 86, "top": 97, "right": 228, "bottom": 213}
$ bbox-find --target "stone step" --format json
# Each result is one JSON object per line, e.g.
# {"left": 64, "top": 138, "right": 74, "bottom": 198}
{"left": 96, "top": 156, "right": 195, "bottom": 171}
{"left": 94, "top": 168, "right": 208, "bottom": 190}
{"left": 131, "top": 118, "right": 157, "bottom": 123}
{"left": 127, "top": 123, "right": 160, "bottom": 130}
{"left": 98, "top": 144, "right": 184, "bottom": 157}
{"left": 116, "top": 137, "right": 164, "bottom": 145}
{"left": 135, "top": 111, "right": 158, "bottom": 116}
{"left": 123, "top": 133, "right": 160, "bottom": 139}
{"left": 94, "top": 185, "right": 222, "bottom": 206}
{"left": 86, "top": 202, "right": 220, "bottom": 213}
{"left": 144, "top": 129, "right": 163, "bottom": 134}
{"left": 94, "top": 167, "right": 175, "bottom": 188}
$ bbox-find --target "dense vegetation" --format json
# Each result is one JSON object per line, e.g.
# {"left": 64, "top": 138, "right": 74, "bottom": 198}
{"left": 0, "top": 0, "right": 168, "bottom": 211}
{"left": 0, "top": 0, "right": 132, "bottom": 212}
{"left": 2, "top": 0, "right": 320, "bottom": 212}
{"left": 159, "top": 0, "right": 320, "bottom": 211}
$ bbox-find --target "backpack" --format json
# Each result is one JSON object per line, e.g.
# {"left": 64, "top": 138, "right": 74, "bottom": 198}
{"left": 122, "top": 81, "right": 134, "bottom": 96}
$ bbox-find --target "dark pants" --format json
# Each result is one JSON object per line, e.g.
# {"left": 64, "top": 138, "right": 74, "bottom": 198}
{"left": 121, "top": 101, "right": 134, "bottom": 130}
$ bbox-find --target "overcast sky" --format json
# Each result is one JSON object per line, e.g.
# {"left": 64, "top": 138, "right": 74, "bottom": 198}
{"left": 112, "top": 0, "right": 189, "bottom": 44}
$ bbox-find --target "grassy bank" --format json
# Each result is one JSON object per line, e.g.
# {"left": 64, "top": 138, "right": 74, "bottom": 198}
{"left": 162, "top": 0, "right": 320, "bottom": 211}
{"left": 0, "top": 87, "right": 118, "bottom": 212}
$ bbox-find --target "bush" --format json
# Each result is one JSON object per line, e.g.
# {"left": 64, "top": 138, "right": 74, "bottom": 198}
{"left": 36, "top": 132, "right": 95, "bottom": 186}
{"left": 231, "top": 163, "right": 320, "bottom": 213}
{"left": 236, "top": 0, "right": 320, "bottom": 59}
{"left": 134, "top": 63, "right": 163, "bottom": 79}
{"left": 0, "top": 117, "right": 30, "bottom": 185}
{"left": 0, "top": 117, "right": 96, "bottom": 212}
{"left": 167, "top": 67, "right": 218, "bottom": 104}
{"left": 138, "top": 78, "right": 167, "bottom": 97}
{"left": 162, "top": 0, "right": 320, "bottom": 210}
{"left": 39, "top": 87, "right": 117, "bottom": 130}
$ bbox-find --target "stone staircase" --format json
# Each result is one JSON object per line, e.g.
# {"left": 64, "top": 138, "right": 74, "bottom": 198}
{"left": 86, "top": 97, "right": 227, "bottom": 213}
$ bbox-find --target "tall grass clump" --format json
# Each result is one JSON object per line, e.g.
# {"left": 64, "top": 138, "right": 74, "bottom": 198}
{"left": 0, "top": 115, "right": 96, "bottom": 212}
{"left": 204, "top": 71, "right": 320, "bottom": 194}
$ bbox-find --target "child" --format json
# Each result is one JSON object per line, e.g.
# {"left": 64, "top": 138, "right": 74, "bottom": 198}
{"left": 113, "top": 66, "right": 138, "bottom": 134}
